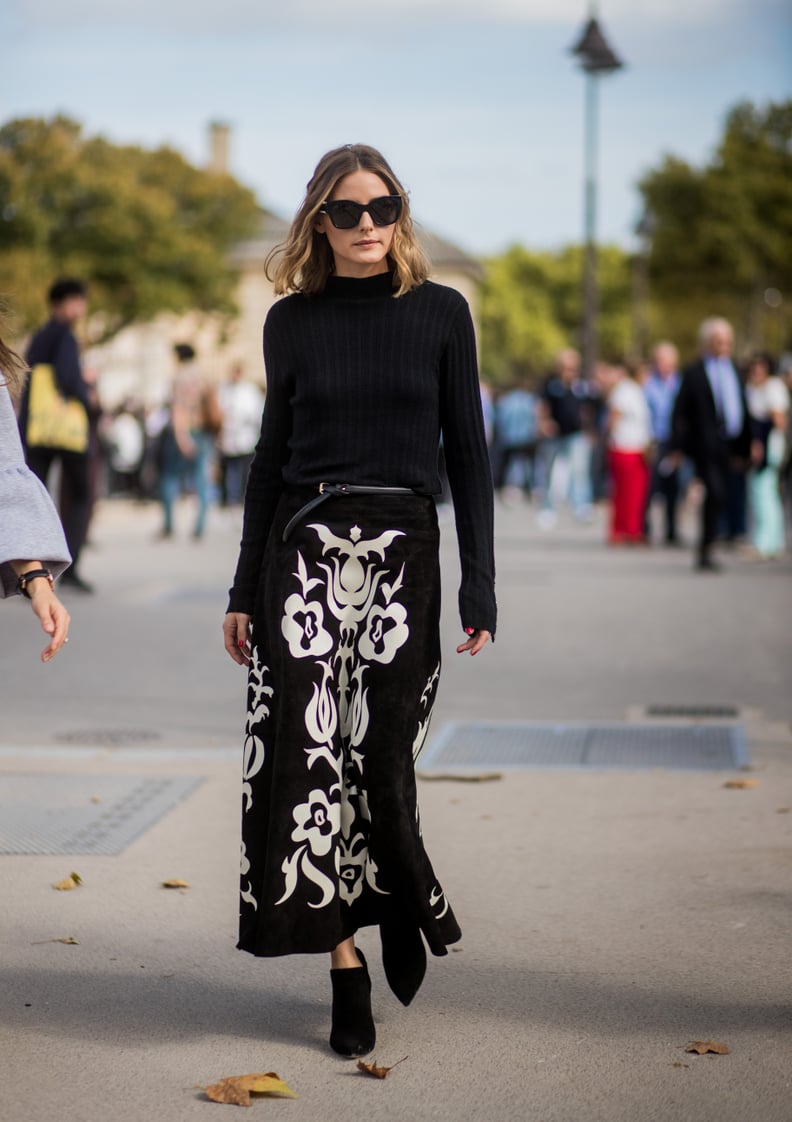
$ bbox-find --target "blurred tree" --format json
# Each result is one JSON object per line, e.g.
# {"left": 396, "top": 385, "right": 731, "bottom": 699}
{"left": 639, "top": 99, "right": 792, "bottom": 357}
{"left": 0, "top": 115, "right": 260, "bottom": 340}
{"left": 480, "top": 244, "right": 631, "bottom": 386}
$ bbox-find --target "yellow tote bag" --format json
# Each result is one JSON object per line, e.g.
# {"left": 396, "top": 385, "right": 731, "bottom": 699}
{"left": 26, "top": 363, "right": 89, "bottom": 454}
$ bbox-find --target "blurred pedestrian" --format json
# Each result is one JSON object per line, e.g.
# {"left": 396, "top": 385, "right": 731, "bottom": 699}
{"left": 537, "top": 349, "right": 595, "bottom": 525}
{"left": 778, "top": 355, "right": 792, "bottom": 543}
{"left": 1, "top": 318, "right": 71, "bottom": 660}
{"left": 480, "top": 378, "right": 495, "bottom": 449}
{"left": 60, "top": 363, "right": 102, "bottom": 549}
{"left": 603, "top": 364, "right": 651, "bottom": 544}
{"left": 223, "top": 144, "right": 495, "bottom": 1059}
{"left": 671, "top": 317, "right": 751, "bottom": 571}
{"left": 20, "top": 278, "right": 94, "bottom": 592}
{"left": 643, "top": 341, "right": 682, "bottom": 545}
{"left": 492, "top": 380, "right": 538, "bottom": 501}
{"left": 217, "top": 363, "right": 264, "bottom": 506}
{"left": 158, "top": 343, "right": 220, "bottom": 539}
{"left": 746, "top": 353, "right": 789, "bottom": 558}
{"left": 106, "top": 401, "right": 146, "bottom": 497}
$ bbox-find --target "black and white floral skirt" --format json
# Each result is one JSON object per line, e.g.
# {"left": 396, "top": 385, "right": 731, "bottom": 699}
{"left": 238, "top": 488, "right": 461, "bottom": 986}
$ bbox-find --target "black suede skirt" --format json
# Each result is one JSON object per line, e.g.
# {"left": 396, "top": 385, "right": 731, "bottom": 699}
{"left": 238, "top": 488, "right": 461, "bottom": 988}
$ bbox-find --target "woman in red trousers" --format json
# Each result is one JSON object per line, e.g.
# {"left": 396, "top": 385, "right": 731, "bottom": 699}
{"left": 604, "top": 365, "right": 651, "bottom": 544}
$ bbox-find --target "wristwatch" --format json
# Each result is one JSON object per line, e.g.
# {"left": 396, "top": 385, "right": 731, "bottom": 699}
{"left": 17, "top": 568, "right": 54, "bottom": 598}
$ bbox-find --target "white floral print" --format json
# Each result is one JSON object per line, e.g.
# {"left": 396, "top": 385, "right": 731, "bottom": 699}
{"left": 291, "top": 788, "right": 341, "bottom": 857}
{"left": 281, "top": 592, "right": 333, "bottom": 658}
{"left": 271, "top": 521, "right": 414, "bottom": 909}
{"left": 358, "top": 602, "right": 409, "bottom": 664}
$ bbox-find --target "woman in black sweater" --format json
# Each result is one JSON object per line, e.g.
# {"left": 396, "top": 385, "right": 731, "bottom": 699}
{"left": 223, "top": 144, "right": 496, "bottom": 1057}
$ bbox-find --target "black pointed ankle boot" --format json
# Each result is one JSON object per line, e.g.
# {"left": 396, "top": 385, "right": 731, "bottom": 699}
{"left": 329, "top": 948, "right": 376, "bottom": 1058}
{"left": 380, "top": 920, "right": 426, "bottom": 1007}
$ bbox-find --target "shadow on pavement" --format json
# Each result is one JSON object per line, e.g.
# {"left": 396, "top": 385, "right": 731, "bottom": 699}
{"left": 4, "top": 961, "right": 790, "bottom": 1045}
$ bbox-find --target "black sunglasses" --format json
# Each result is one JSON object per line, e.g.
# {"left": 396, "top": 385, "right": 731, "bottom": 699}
{"left": 319, "top": 195, "right": 403, "bottom": 230}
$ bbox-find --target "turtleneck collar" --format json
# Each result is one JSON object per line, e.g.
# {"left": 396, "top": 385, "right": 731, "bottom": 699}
{"left": 322, "top": 271, "right": 396, "bottom": 300}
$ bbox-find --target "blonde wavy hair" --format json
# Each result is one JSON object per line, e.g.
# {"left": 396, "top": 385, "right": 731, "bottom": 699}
{"left": 0, "top": 300, "right": 28, "bottom": 402}
{"left": 267, "top": 144, "right": 430, "bottom": 298}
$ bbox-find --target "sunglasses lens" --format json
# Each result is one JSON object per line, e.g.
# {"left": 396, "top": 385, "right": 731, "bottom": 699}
{"left": 324, "top": 201, "right": 362, "bottom": 229}
{"left": 369, "top": 197, "right": 402, "bottom": 226}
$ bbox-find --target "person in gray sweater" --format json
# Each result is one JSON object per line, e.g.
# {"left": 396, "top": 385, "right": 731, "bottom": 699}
{"left": 1, "top": 329, "right": 71, "bottom": 661}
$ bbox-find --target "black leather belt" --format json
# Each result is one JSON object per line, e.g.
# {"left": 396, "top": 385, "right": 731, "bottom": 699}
{"left": 282, "top": 483, "right": 417, "bottom": 542}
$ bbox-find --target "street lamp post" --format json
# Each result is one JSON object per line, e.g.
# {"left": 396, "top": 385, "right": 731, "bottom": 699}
{"left": 570, "top": 8, "right": 624, "bottom": 381}
{"left": 630, "top": 206, "right": 656, "bottom": 364}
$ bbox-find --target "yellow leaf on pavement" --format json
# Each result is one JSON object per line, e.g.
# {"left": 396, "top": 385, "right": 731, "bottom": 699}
{"left": 52, "top": 872, "right": 82, "bottom": 891}
{"left": 723, "top": 779, "right": 760, "bottom": 789}
{"left": 31, "top": 936, "right": 80, "bottom": 945}
{"left": 685, "top": 1040, "right": 730, "bottom": 1055}
{"left": 161, "top": 879, "right": 190, "bottom": 889}
{"left": 205, "top": 1072, "right": 298, "bottom": 1106}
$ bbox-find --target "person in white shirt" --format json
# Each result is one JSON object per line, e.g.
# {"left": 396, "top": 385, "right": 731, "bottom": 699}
{"left": 217, "top": 363, "right": 264, "bottom": 506}
{"left": 601, "top": 364, "right": 651, "bottom": 544}
{"left": 746, "top": 354, "right": 790, "bottom": 558}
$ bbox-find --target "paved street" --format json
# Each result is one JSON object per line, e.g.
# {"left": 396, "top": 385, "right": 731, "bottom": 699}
{"left": 1, "top": 495, "right": 790, "bottom": 1122}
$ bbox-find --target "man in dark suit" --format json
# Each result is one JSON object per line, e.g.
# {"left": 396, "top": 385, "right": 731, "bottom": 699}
{"left": 671, "top": 317, "right": 751, "bottom": 571}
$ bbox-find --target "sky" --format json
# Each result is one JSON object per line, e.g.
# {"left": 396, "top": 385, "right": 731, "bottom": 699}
{"left": 2, "top": 0, "right": 790, "bottom": 257}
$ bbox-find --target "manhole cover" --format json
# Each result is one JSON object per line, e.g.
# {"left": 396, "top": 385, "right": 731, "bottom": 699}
{"left": 421, "top": 722, "right": 748, "bottom": 772}
{"left": 54, "top": 729, "right": 161, "bottom": 746}
{"left": 0, "top": 774, "right": 203, "bottom": 855}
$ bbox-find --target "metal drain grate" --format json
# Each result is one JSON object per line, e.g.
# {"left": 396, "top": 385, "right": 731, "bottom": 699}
{"left": 54, "top": 729, "right": 161, "bottom": 746}
{"left": 0, "top": 774, "right": 203, "bottom": 856}
{"left": 421, "top": 722, "right": 748, "bottom": 772}
{"left": 644, "top": 705, "right": 740, "bottom": 719}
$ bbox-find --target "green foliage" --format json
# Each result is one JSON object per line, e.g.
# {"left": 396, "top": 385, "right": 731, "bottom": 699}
{"left": 639, "top": 99, "right": 792, "bottom": 356}
{"left": 0, "top": 115, "right": 261, "bottom": 340}
{"left": 480, "top": 244, "right": 632, "bottom": 386}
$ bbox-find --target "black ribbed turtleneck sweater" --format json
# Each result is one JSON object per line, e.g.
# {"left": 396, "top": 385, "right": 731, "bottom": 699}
{"left": 229, "top": 271, "right": 496, "bottom": 634}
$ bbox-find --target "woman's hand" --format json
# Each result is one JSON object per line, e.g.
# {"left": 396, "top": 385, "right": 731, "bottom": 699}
{"left": 224, "top": 612, "right": 252, "bottom": 666}
{"left": 28, "top": 582, "right": 70, "bottom": 663}
{"left": 456, "top": 629, "right": 491, "bottom": 657}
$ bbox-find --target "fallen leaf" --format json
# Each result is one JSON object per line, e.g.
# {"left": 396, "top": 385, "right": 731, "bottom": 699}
{"left": 90, "top": 795, "right": 103, "bottom": 804}
{"left": 723, "top": 779, "right": 760, "bottom": 790}
{"left": 417, "top": 772, "right": 502, "bottom": 783}
{"left": 776, "top": 807, "right": 790, "bottom": 814}
{"left": 31, "top": 936, "right": 80, "bottom": 945}
{"left": 356, "top": 1056, "right": 408, "bottom": 1080}
{"left": 671, "top": 1062, "right": 690, "bottom": 1068}
{"left": 161, "top": 879, "right": 190, "bottom": 889}
{"left": 685, "top": 1041, "right": 730, "bottom": 1055}
{"left": 204, "top": 1073, "right": 297, "bottom": 1106}
{"left": 52, "top": 872, "right": 82, "bottom": 891}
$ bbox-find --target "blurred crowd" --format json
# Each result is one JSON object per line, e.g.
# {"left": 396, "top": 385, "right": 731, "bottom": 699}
{"left": 8, "top": 278, "right": 792, "bottom": 596}
{"left": 101, "top": 346, "right": 264, "bottom": 541}
{"left": 9, "top": 278, "right": 265, "bottom": 593}
{"left": 482, "top": 318, "right": 791, "bottom": 569}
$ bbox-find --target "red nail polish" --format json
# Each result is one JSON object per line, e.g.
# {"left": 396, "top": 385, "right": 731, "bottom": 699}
{"left": 238, "top": 640, "right": 245, "bottom": 649}
{"left": 465, "top": 628, "right": 474, "bottom": 635}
